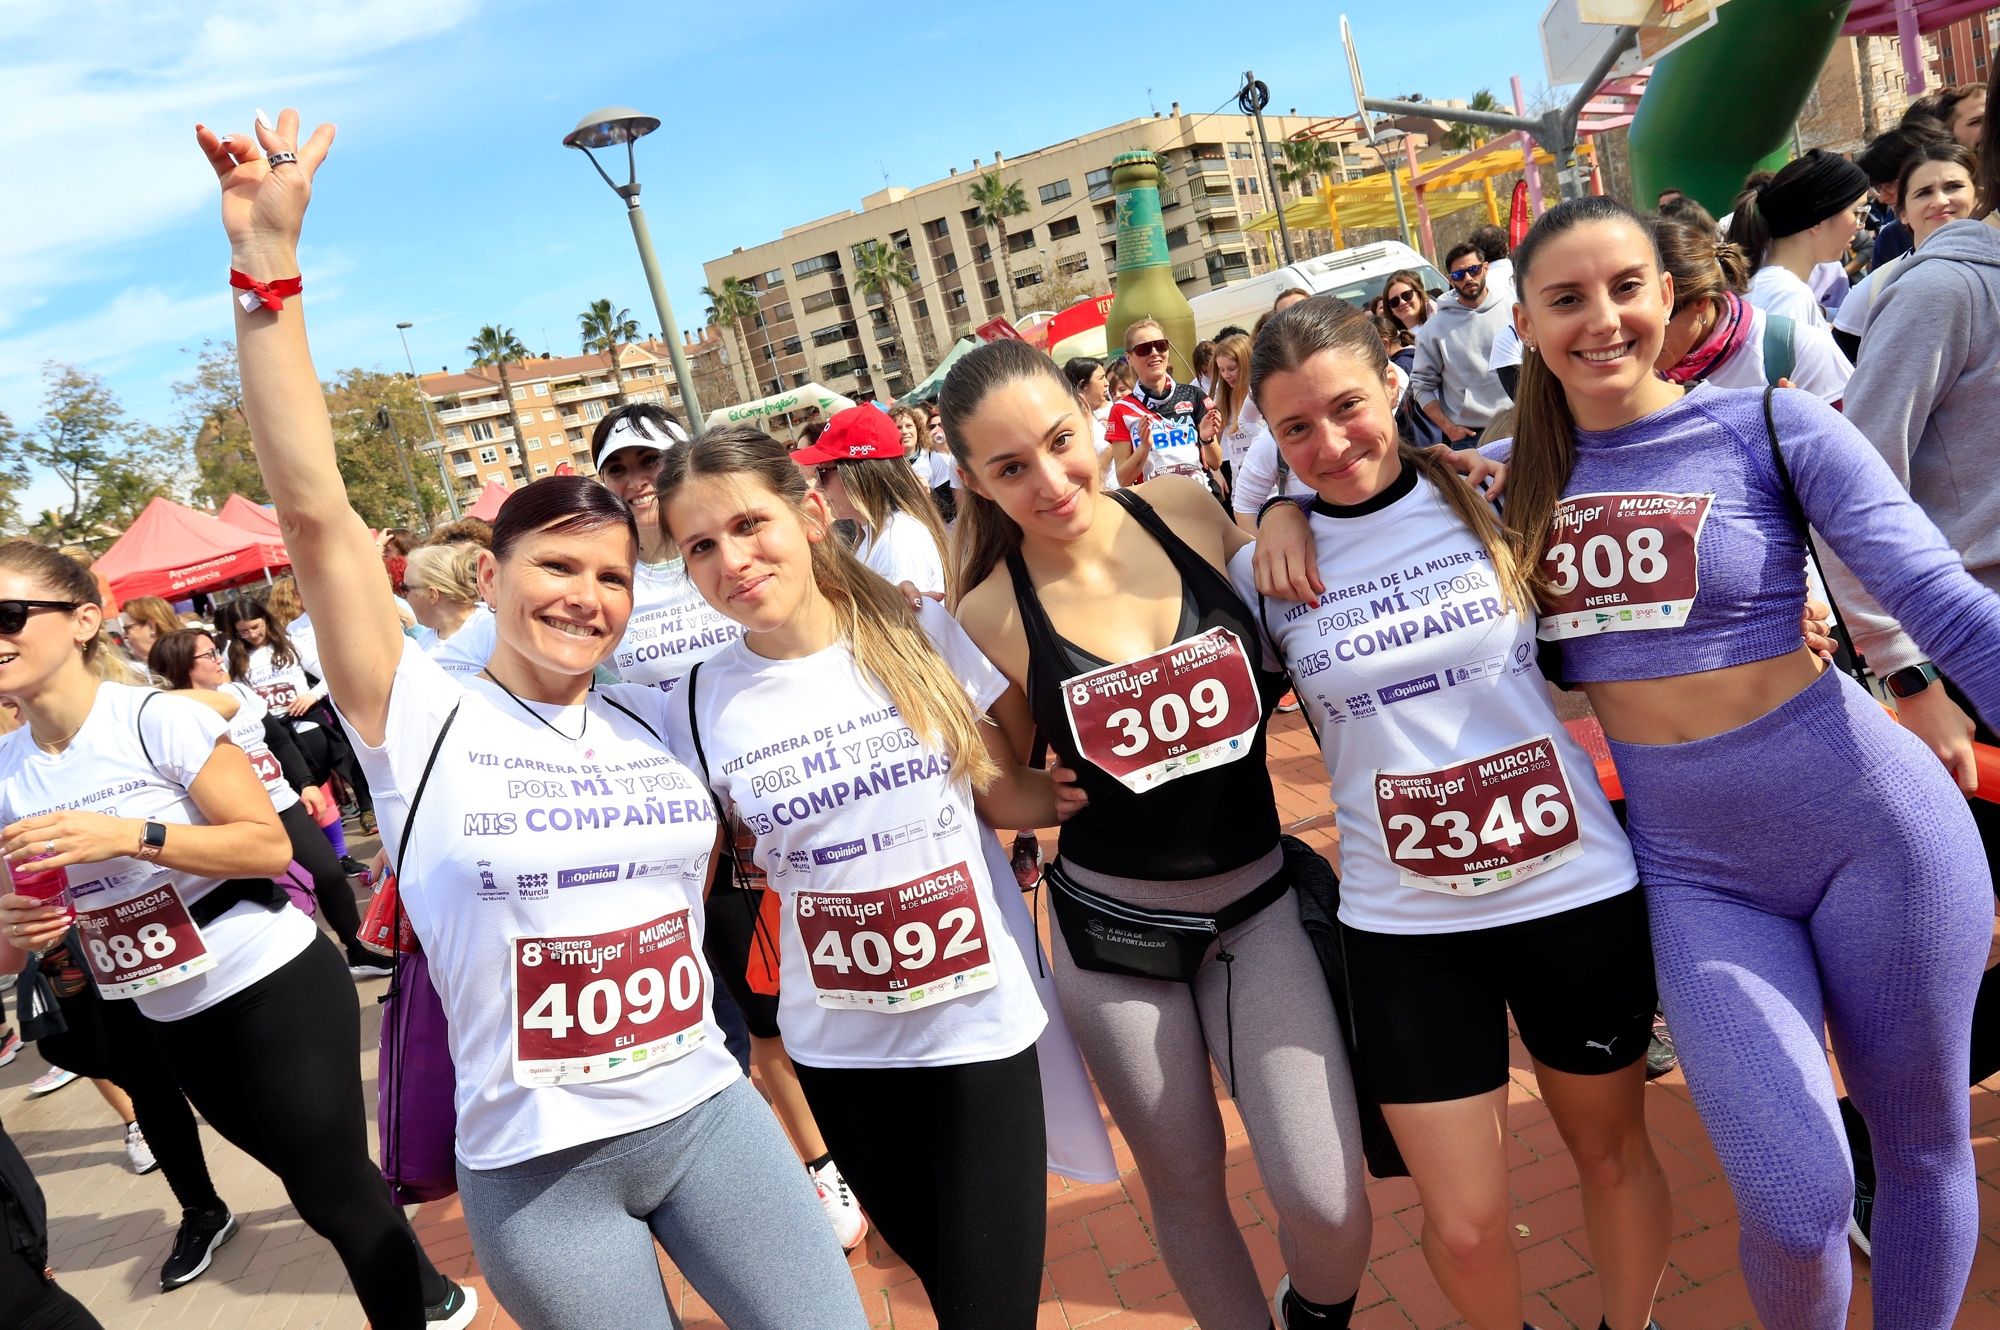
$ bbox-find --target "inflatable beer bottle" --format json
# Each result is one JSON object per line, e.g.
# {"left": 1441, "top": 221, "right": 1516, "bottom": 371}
{"left": 1106, "top": 150, "right": 1197, "bottom": 382}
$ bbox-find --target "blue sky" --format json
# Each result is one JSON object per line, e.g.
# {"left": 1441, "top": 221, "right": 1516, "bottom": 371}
{"left": 3, "top": 0, "right": 1554, "bottom": 518}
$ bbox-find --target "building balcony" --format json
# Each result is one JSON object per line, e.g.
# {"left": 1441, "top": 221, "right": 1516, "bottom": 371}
{"left": 1097, "top": 217, "right": 1117, "bottom": 241}
{"left": 489, "top": 426, "right": 516, "bottom": 443}
{"left": 1207, "top": 230, "right": 1249, "bottom": 252}
{"left": 436, "top": 398, "right": 509, "bottom": 424}
{"left": 1194, "top": 193, "right": 1241, "bottom": 221}
{"left": 1171, "top": 261, "right": 1204, "bottom": 283}
{"left": 1184, "top": 159, "right": 1231, "bottom": 185}
{"left": 553, "top": 380, "right": 618, "bottom": 405}
{"left": 453, "top": 461, "right": 477, "bottom": 477}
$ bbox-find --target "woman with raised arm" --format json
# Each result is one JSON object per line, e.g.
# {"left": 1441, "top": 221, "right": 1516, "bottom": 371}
{"left": 191, "top": 110, "right": 865, "bottom": 1330}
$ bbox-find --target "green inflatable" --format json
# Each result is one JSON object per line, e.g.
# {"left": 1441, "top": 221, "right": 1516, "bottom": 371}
{"left": 1628, "top": 0, "right": 1854, "bottom": 215}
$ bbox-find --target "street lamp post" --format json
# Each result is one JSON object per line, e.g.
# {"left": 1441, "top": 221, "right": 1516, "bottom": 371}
{"left": 1373, "top": 128, "right": 1417, "bottom": 254}
{"left": 374, "top": 406, "right": 432, "bottom": 533}
{"left": 562, "top": 107, "right": 704, "bottom": 427}
{"left": 396, "top": 321, "right": 461, "bottom": 519}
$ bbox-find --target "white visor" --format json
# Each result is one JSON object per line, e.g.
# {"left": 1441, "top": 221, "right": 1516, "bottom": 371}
{"left": 593, "top": 413, "right": 689, "bottom": 470}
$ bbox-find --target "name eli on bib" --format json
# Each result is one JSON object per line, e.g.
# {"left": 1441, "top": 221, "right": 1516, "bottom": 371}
{"left": 1063, "top": 627, "right": 1260, "bottom": 793}
{"left": 511, "top": 909, "right": 707, "bottom": 1087}
{"left": 75, "top": 879, "right": 215, "bottom": 999}
{"left": 796, "top": 862, "right": 996, "bottom": 1012}
{"left": 1374, "top": 736, "right": 1582, "bottom": 895}
{"left": 1538, "top": 491, "right": 1714, "bottom": 640}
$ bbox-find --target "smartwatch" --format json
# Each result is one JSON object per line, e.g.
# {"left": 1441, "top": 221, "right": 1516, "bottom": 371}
{"left": 1883, "top": 662, "right": 1940, "bottom": 699}
{"left": 133, "top": 820, "right": 167, "bottom": 863}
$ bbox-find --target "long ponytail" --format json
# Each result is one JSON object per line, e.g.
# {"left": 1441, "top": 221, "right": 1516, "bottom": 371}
{"left": 657, "top": 426, "right": 999, "bottom": 790}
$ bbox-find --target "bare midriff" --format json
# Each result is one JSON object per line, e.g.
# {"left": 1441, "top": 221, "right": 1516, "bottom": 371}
{"left": 1584, "top": 646, "right": 1828, "bottom": 745}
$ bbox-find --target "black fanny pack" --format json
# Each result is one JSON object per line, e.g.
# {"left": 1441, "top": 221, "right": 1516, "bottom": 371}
{"left": 1045, "top": 858, "right": 1291, "bottom": 983}
{"left": 190, "top": 877, "right": 291, "bottom": 929}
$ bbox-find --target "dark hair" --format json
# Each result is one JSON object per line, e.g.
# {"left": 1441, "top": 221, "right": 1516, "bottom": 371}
{"left": 1725, "top": 151, "right": 1868, "bottom": 268}
{"left": 1497, "top": 196, "right": 1663, "bottom": 601}
{"left": 937, "top": 339, "right": 1075, "bottom": 597}
{"left": 1936, "top": 83, "right": 1987, "bottom": 135}
{"left": 1215, "top": 324, "right": 1250, "bottom": 340}
{"left": 1897, "top": 139, "right": 1979, "bottom": 226}
{"left": 213, "top": 594, "right": 299, "bottom": 680}
{"left": 1985, "top": 43, "right": 2000, "bottom": 217}
{"left": 488, "top": 475, "right": 640, "bottom": 564}
{"left": 797, "top": 422, "right": 826, "bottom": 448}
{"left": 1468, "top": 224, "right": 1510, "bottom": 264}
{"left": 1658, "top": 194, "right": 1719, "bottom": 234}
{"left": 1858, "top": 119, "right": 1951, "bottom": 187}
{"left": 1656, "top": 187, "right": 1685, "bottom": 206}
{"left": 0, "top": 541, "right": 108, "bottom": 669}
{"left": 1061, "top": 356, "right": 1103, "bottom": 391}
{"left": 1381, "top": 269, "right": 1434, "bottom": 329}
{"left": 1650, "top": 214, "right": 1752, "bottom": 315}
{"left": 147, "top": 629, "right": 214, "bottom": 691}
{"left": 1247, "top": 297, "right": 1528, "bottom": 610}
{"left": 1444, "top": 240, "right": 1484, "bottom": 270}
{"left": 1370, "top": 313, "right": 1412, "bottom": 350}
{"left": 588, "top": 401, "right": 686, "bottom": 462}
{"left": 1192, "top": 340, "right": 1216, "bottom": 379}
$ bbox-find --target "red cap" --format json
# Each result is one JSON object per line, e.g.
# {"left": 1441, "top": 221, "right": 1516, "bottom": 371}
{"left": 792, "top": 406, "right": 904, "bottom": 465}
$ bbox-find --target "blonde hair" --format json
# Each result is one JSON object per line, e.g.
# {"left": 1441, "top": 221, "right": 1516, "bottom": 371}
{"left": 1248, "top": 298, "right": 1530, "bottom": 613}
{"left": 1210, "top": 332, "right": 1255, "bottom": 434}
{"left": 121, "top": 596, "right": 182, "bottom": 643}
{"left": 404, "top": 542, "right": 482, "bottom": 605}
{"left": 657, "top": 426, "right": 999, "bottom": 789}
{"left": 1122, "top": 317, "right": 1167, "bottom": 352}
{"left": 833, "top": 460, "right": 953, "bottom": 598}
{"left": 265, "top": 576, "right": 304, "bottom": 628}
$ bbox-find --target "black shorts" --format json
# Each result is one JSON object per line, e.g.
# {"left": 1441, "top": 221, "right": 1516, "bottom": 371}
{"left": 1340, "top": 887, "right": 1656, "bottom": 1104}
{"left": 702, "top": 885, "right": 781, "bottom": 1039}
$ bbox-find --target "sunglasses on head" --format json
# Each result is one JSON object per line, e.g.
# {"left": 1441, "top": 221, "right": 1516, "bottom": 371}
{"left": 1448, "top": 263, "right": 1485, "bottom": 282}
{"left": 0, "top": 600, "right": 80, "bottom": 636}
{"left": 1129, "top": 338, "right": 1172, "bottom": 358}
{"left": 1387, "top": 289, "right": 1418, "bottom": 307}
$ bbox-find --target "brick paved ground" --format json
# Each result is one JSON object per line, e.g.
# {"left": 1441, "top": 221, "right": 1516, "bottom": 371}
{"left": 13, "top": 714, "right": 2000, "bottom": 1328}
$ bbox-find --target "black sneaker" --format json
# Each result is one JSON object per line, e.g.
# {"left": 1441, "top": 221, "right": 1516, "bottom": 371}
{"left": 1849, "top": 1175, "right": 1874, "bottom": 1257}
{"left": 1644, "top": 1013, "right": 1677, "bottom": 1080}
{"left": 339, "top": 856, "right": 370, "bottom": 879}
{"left": 160, "top": 1208, "right": 237, "bottom": 1290}
{"left": 426, "top": 1279, "right": 479, "bottom": 1328}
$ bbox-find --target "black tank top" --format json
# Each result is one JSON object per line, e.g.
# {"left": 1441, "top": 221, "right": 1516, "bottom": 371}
{"left": 1007, "top": 489, "right": 1283, "bottom": 880}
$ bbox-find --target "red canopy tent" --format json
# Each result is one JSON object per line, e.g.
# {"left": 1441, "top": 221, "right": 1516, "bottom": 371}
{"left": 464, "top": 481, "right": 512, "bottom": 523}
{"left": 215, "top": 494, "right": 289, "bottom": 566}
{"left": 94, "top": 496, "right": 290, "bottom": 602}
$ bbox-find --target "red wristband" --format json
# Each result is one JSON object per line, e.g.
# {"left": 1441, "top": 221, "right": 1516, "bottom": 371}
{"left": 230, "top": 269, "right": 303, "bottom": 312}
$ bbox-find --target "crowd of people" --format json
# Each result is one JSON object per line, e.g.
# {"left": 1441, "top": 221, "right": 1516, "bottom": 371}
{"left": 0, "top": 59, "right": 1995, "bottom": 1330}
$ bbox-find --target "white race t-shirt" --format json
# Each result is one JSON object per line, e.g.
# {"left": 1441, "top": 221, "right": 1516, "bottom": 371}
{"left": 343, "top": 643, "right": 739, "bottom": 1170}
{"left": 1218, "top": 395, "right": 1269, "bottom": 474}
{"left": 430, "top": 605, "right": 495, "bottom": 676}
{"left": 1833, "top": 253, "right": 1905, "bottom": 337}
{"left": 855, "top": 510, "right": 948, "bottom": 597}
{"left": 909, "top": 450, "right": 956, "bottom": 489}
{"left": 219, "top": 682, "right": 298, "bottom": 814}
{"left": 1747, "top": 265, "right": 1832, "bottom": 331}
{"left": 1228, "top": 477, "right": 1637, "bottom": 933}
{"left": 1229, "top": 428, "right": 1314, "bottom": 518}
{"left": 611, "top": 559, "right": 742, "bottom": 692}
{"left": 240, "top": 644, "right": 319, "bottom": 731}
{"left": 1705, "top": 302, "right": 1850, "bottom": 403}
{"left": 0, "top": 684, "right": 317, "bottom": 1019}
{"left": 664, "top": 601, "right": 1045, "bottom": 1070}
{"left": 1091, "top": 405, "right": 1120, "bottom": 493}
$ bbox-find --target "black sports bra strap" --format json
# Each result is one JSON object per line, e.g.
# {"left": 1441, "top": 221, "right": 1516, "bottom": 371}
{"left": 1108, "top": 489, "right": 1239, "bottom": 606}
{"left": 598, "top": 692, "right": 661, "bottom": 742}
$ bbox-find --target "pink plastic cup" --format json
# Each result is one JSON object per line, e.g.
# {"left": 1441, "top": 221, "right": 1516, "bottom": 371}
{"left": 6, "top": 856, "right": 73, "bottom": 926}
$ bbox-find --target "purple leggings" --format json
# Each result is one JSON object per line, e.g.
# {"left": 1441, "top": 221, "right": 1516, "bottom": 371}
{"left": 1611, "top": 666, "right": 1990, "bottom": 1330}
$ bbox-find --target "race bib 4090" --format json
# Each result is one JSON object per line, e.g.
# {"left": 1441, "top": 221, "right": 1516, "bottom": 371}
{"left": 1538, "top": 491, "right": 1713, "bottom": 640}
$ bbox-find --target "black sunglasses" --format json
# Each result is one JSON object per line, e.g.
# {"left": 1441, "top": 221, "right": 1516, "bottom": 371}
{"left": 1129, "top": 338, "right": 1172, "bottom": 358}
{"left": 1387, "top": 289, "right": 1418, "bottom": 307}
{"left": 814, "top": 463, "right": 841, "bottom": 487}
{"left": 0, "top": 600, "right": 80, "bottom": 636}
{"left": 1448, "top": 262, "right": 1486, "bottom": 282}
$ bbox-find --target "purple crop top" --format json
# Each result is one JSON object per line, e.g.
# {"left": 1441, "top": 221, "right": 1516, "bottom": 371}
{"left": 1484, "top": 385, "right": 2000, "bottom": 726}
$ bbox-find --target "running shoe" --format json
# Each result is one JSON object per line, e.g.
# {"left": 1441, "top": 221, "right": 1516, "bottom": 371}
{"left": 1644, "top": 1012, "right": 1677, "bottom": 1080}
{"left": 360, "top": 810, "right": 379, "bottom": 836}
{"left": 124, "top": 1122, "right": 160, "bottom": 1175}
{"left": 811, "top": 1158, "right": 868, "bottom": 1251}
{"left": 1276, "top": 691, "right": 1301, "bottom": 713}
{"left": 425, "top": 1279, "right": 479, "bottom": 1328}
{"left": 349, "top": 955, "right": 395, "bottom": 980}
{"left": 1849, "top": 1175, "right": 1874, "bottom": 1257}
{"left": 160, "top": 1208, "right": 237, "bottom": 1290}
{"left": 0, "top": 1027, "right": 20, "bottom": 1067}
{"left": 26, "top": 1067, "right": 77, "bottom": 1097}
{"left": 340, "top": 856, "right": 371, "bottom": 879}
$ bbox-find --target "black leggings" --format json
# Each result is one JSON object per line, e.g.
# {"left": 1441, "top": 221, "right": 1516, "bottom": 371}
{"left": 147, "top": 937, "right": 446, "bottom": 1328}
{"left": 0, "top": 1125, "right": 104, "bottom": 1330}
{"left": 279, "top": 802, "right": 365, "bottom": 961}
{"left": 289, "top": 720, "right": 374, "bottom": 817}
{"left": 793, "top": 1046, "right": 1045, "bottom": 1330}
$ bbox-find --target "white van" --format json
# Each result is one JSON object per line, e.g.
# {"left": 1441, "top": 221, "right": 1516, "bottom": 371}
{"left": 1187, "top": 241, "right": 1447, "bottom": 341}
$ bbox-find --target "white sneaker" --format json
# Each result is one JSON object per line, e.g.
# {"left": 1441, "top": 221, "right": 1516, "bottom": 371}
{"left": 26, "top": 1067, "right": 77, "bottom": 1097}
{"left": 125, "top": 1122, "right": 160, "bottom": 1175}
{"left": 810, "top": 1159, "right": 868, "bottom": 1251}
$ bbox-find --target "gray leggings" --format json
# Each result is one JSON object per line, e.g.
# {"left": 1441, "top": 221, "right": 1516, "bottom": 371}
{"left": 457, "top": 1078, "right": 868, "bottom": 1330}
{"left": 1052, "top": 847, "right": 1372, "bottom": 1330}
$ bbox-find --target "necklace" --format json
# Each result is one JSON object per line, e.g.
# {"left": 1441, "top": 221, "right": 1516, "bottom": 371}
{"left": 479, "top": 670, "right": 590, "bottom": 743}
{"left": 32, "top": 717, "right": 85, "bottom": 754}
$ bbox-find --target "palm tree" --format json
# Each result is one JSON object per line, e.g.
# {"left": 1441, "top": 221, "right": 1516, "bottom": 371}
{"left": 1443, "top": 89, "right": 1504, "bottom": 153}
{"left": 851, "top": 240, "right": 919, "bottom": 397}
{"left": 579, "top": 299, "right": 640, "bottom": 405}
{"left": 465, "top": 324, "right": 531, "bottom": 487}
{"left": 1275, "top": 139, "right": 1344, "bottom": 256}
{"left": 701, "top": 277, "right": 763, "bottom": 400}
{"left": 968, "top": 171, "right": 1030, "bottom": 317}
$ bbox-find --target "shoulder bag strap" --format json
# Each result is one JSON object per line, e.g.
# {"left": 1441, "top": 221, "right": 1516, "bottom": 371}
{"left": 393, "top": 702, "right": 461, "bottom": 876}
{"left": 598, "top": 692, "right": 662, "bottom": 742}
{"left": 1763, "top": 386, "right": 1867, "bottom": 685}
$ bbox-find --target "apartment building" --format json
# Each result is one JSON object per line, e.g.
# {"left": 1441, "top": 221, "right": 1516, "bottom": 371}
{"left": 417, "top": 339, "right": 687, "bottom": 502}
{"left": 701, "top": 104, "right": 1376, "bottom": 405}
{"left": 1931, "top": 6, "right": 1999, "bottom": 87}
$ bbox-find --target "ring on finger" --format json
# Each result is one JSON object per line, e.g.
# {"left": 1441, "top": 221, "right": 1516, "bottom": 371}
{"left": 42, "top": 840, "right": 54, "bottom": 856}
{"left": 267, "top": 151, "right": 298, "bottom": 168}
